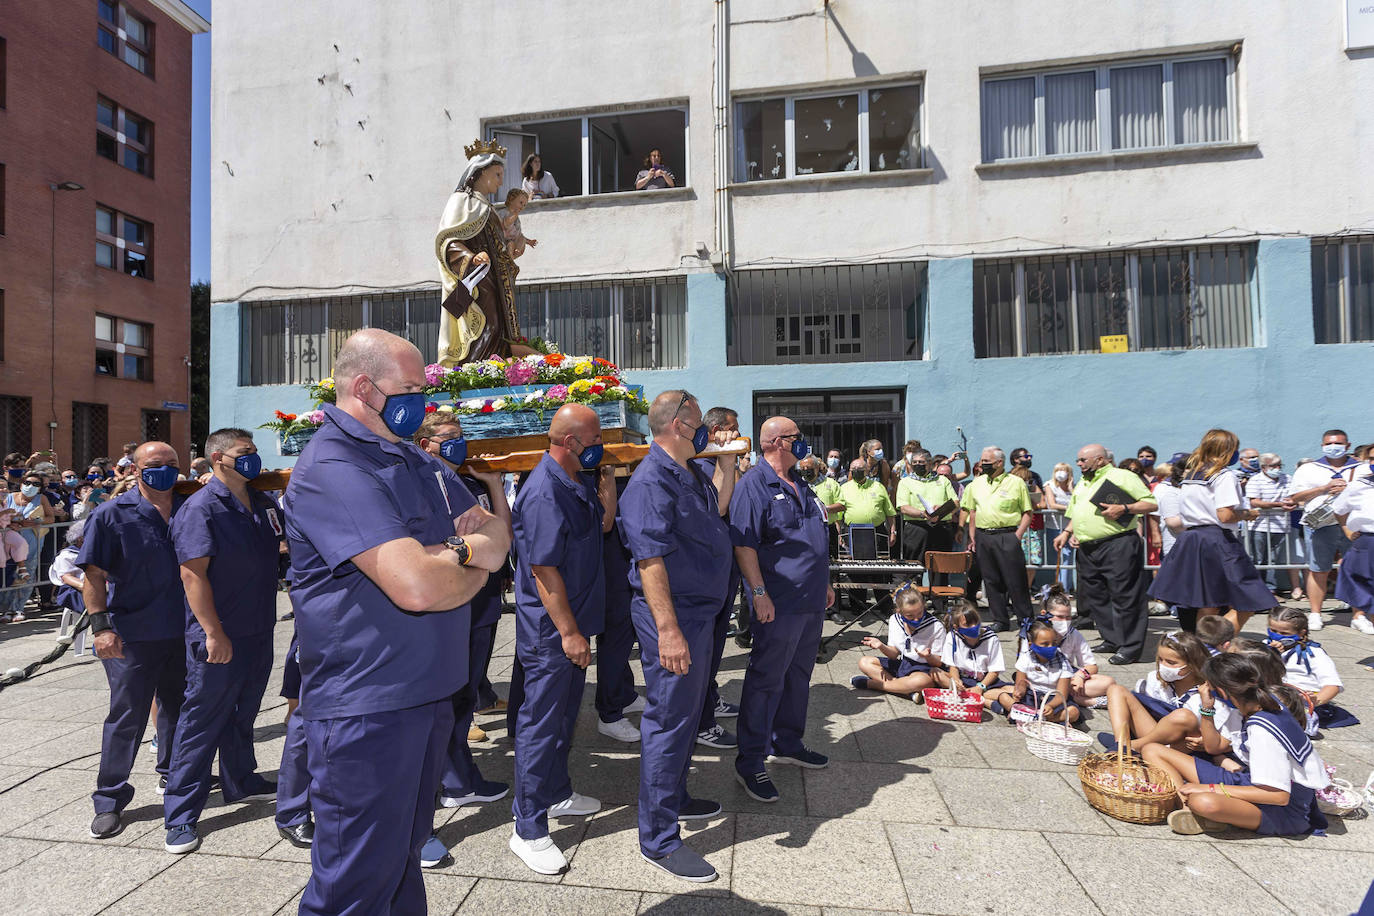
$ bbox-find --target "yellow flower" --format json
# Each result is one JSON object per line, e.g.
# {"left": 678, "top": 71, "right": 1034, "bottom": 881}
{"left": 320, "top": 377, "right": 334, "bottom": 390}
{"left": 573, "top": 360, "right": 594, "bottom": 376}
{"left": 568, "top": 379, "right": 594, "bottom": 397}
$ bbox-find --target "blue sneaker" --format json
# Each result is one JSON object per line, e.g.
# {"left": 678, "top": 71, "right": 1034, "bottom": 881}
{"left": 164, "top": 823, "right": 200, "bottom": 854}
{"left": 768, "top": 747, "right": 829, "bottom": 769}
{"left": 712, "top": 698, "right": 740, "bottom": 719}
{"left": 439, "top": 778, "right": 509, "bottom": 808}
{"left": 734, "top": 766, "right": 779, "bottom": 803}
{"left": 851, "top": 675, "right": 871, "bottom": 689}
{"left": 420, "top": 834, "right": 452, "bottom": 869}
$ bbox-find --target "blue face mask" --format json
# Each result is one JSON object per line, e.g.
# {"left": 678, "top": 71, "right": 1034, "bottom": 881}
{"left": 957, "top": 625, "right": 981, "bottom": 640}
{"left": 1266, "top": 628, "right": 1298, "bottom": 645}
{"left": 140, "top": 465, "right": 179, "bottom": 491}
{"left": 1242, "top": 457, "right": 1259, "bottom": 471}
{"left": 368, "top": 380, "right": 427, "bottom": 438}
{"left": 232, "top": 453, "right": 262, "bottom": 480}
{"left": 1228, "top": 449, "right": 1240, "bottom": 467}
{"left": 1029, "top": 643, "right": 1058, "bottom": 661}
{"left": 86, "top": 473, "right": 100, "bottom": 481}
{"left": 790, "top": 436, "right": 810, "bottom": 461}
{"left": 1215, "top": 693, "right": 1238, "bottom": 710}
{"left": 439, "top": 436, "right": 468, "bottom": 467}
{"left": 686, "top": 421, "right": 709, "bottom": 453}
{"left": 575, "top": 439, "right": 604, "bottom": 470}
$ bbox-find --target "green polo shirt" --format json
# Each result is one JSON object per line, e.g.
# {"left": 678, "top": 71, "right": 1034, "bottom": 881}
{"left": 1065, "top": 466, "right": 1155, "bottom": 543}
{"left": 959, "top": 472, "right": 1032, "bottom": 529}
{"left": 810, "top": 476, "right": 844, "bottom": 524}
{"left": 838, "top": 478, "right": 895, "bottom": 525}
{"left": 895, "top": 475, "right": 959, "bottom": 522}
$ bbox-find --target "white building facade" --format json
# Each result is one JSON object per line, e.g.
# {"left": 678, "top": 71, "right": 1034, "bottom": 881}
{"left": 211, "top": 0, "right": 1374, "bottom": 464}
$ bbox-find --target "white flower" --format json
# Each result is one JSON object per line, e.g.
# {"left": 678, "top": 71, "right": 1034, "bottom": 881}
{"left": 437, "top": 404, "right": 455, "bottom": 413}
{"left": 461, "top": 398, "right": 485, "bottom": 410}
{"left": 523, "top": 354, "right": 545, "bottom": 365}
{"left": 523, "top": 391, "right": 544, "bottom": 404}
{"left": 491, "top": 398, "right": 507, "bottom": 410}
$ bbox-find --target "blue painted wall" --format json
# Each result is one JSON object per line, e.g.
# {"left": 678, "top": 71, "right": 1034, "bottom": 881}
{"left": 212, "top": 238, "right": 1374, "bottom": 470}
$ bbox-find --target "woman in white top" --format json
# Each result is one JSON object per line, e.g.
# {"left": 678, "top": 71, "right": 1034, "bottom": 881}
{"left": 520, "top": 153, "right": 559, "bottom": 200}
{"left": 1148, "top": 429, "right": 1272, "bottom": 632}
{"left": 1042, "top": 462, "right": 1074, "bottom": 592}
{"left": 1331, "top": 461, "right": 1374, "bottom": 634}
{"left": 1143, "top": 654, "right": 1329, "bottom": 836}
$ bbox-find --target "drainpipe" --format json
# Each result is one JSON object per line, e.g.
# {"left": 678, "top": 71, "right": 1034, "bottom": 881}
{"left": 712, "top": 0, "right": 731, "bottom": 274}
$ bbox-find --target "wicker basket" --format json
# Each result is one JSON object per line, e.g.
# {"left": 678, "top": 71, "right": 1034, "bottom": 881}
{"left": 922, "top": 688, "right": 984, "bottom": 723}
{"left": 1316, "top": 778, "right": 1366, "bottom": 817}
{"left": 1078, "top": 739, "right": 1179, "bottom": 824}
{"left": 1018, "top": 691, "right": 1093, "bottom": 766}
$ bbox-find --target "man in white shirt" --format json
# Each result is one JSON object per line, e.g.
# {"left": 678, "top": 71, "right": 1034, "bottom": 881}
{"left": 1245, "top": 454, "right": 1302, "bottom": 600}
{"left": 1288, "top": 429, "right": 1360, "bottom": 632}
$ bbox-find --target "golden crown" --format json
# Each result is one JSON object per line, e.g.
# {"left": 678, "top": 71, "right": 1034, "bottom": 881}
{"left": 464, "top": 137, "right": 507, "bottom": 160}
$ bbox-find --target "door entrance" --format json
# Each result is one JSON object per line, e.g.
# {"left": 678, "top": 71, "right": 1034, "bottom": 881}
{"left": 751, "top": 388, "right": 905, "bottom": 465}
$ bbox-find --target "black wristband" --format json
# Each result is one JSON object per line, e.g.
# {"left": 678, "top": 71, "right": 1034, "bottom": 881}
{"left": 88, "top": 612, "right": 113, "bottom": 635}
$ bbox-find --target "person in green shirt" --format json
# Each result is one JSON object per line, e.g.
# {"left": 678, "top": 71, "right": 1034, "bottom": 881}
{"left": 1053, "top": 443, "right": 1157, "bottom": 665}
{"left": 801, "top": 456, "right": 844, "bottom": 558}
{"left": 958, "top": 447, "right": 1033, "bottom": 631}
{"left": 839, "top": 459, "right": 897, "bottom": 545}
{"left": 894, "top": 449, "right": 959, "bottom": 581}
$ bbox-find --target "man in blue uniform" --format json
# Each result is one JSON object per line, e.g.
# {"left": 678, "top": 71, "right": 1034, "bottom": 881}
{"left": 731, "top": 416, "right": 834, "bottom": 803}
{"left": 594, "top": 474, "right": 643, "bottom": 744}
{"left": 620, "top": 390, "right": 732, "bottom": 883}
{"left": 691, "top": 405, "right": 742, "bottom": 750}
{"left": 414, "top": 411, "right": 512, "bottom": 866}
{"left": 79, "top": 441, "right": 188, "bottom": 840}
{"left": 508, "top": 404, "right": 617, "bottom": 874}
{"left": 286, "top": 329, "right": 510, "bottom": 916}
{"left": 161, "top": 428, "right": 283, "bottom": 854}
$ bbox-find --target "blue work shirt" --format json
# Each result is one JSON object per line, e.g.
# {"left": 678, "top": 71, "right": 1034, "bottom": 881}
{"left": 76, "top": 488, "right": 187, "bottom": 642}
{"left": 604, "top": 477, "right": 632, "bottom": 599}
{"left": 511, "top": 454, "right": 605, "bottom": 642}
{"left": 169, "top": 475, "right": 284, "bottom": 641}
{"left": 729, "top": 458, "right": 830, "bottom": 614}
{"left": 619, "top": 442, "right": 731, "bottom": 621}
{"left": 460, "top": 474, "right": 507, "bottom": 629}
{"left": 285, "top": 404, "right": 476, "bottom": 721}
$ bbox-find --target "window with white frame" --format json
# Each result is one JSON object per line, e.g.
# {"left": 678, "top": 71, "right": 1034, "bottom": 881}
{"left": 973, "top": 244, "right": 1255, "bottom": 357}
{"left": 735, "top": 83, "right": 921, "bottom": 182}
{"left": 97, "top": 96, "right": 153, "bottom": 176}
{"left": 98, "top": 1, "right": 152, "bottom": 76}
{"left": 96, "top": 205, "right": 152, "bottom": 279}
{"left": 514, "top": 277, "right": 686, "bottom": 370}
{"left": 488, "top": 107, "right": 688, "bottom": 201}
{"left": 1312, "top": 235, "right": 1374, "bottom": 344}
{"left": 95, "top": 313, "right": 152, "bottom": 380}
{"left": 980, "top": 52, "right": 1234, "bottom": 163}
{"left": 239, "top": 292, "right": 441, "bottom": 386}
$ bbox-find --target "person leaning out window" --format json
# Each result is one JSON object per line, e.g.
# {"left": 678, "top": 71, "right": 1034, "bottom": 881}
{"left": 635, "top": 148, "right": 676, "bottom": 190}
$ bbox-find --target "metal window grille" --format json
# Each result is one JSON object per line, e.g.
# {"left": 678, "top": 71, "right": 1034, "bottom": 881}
{"left": 753, "top": 389, "right": 904, "bottom": 467}
{"left": 974, "top": 244, "right": 1255, "bottom": 358}
{"left": 728, "top": 262, "right": 927, "bottom": 366}
{"left": 514, "top": 277, "right": 686, "bottom": 369}
{"left": 1311, "top": 235, "right": 1374, "bottom": 344}
{"left": 71, "top": 402, "right": 108, "bottom": 470}
{"left": 239, "top": 291, "right": 442, "bottom": 386}
{"left": 0, "top": 395, "right": 30, "bottom": 456}
{"left": 141, "top": 409, "right": 169, "bottom": 443}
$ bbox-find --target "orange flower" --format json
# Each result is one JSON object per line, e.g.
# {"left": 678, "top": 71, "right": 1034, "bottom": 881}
{"left": 544, "top": 353, "right": 565, "bottom": 366}
{"left": 275, "top": 410, "right": 297, "bottom": 421}
{"left": 595, "top": 375, "right": 619, "bottom": 385}
{"left": 590, "top": 383, "right": 605, "bottom": 395}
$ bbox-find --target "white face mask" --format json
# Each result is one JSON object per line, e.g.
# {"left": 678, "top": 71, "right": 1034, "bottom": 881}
{"left": 19, "top": 484, "right": 39, "bottom": 498}
{"left": 1157, "top": 664, "right": 1188, "bottom": 682}
{"left": 1051, "top": 618, "right": 1071, "bottom": 636}
{"left": 1322, "top": 443, "right": 1348, "bottom": 460}
{"left": 1263, "top": 467, "right": 1281, "bottom": 479}
{"left": 1054, "top": 470, "right": 1069, "bottom": 482}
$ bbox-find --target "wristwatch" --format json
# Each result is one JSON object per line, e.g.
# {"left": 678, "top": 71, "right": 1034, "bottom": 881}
{"left": 751, "top": 584, "right": 767, "bottom": 598}
{"left": 444, "top": 535, "right": 473, "bottom": 566}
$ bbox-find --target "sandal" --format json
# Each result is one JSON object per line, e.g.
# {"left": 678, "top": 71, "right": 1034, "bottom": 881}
{"left": 1167, "top": 808, "right": 1225, "bottom": 835}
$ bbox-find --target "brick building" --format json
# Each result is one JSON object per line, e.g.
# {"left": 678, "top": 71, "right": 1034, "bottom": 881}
{"left": 0, "top": 0, "right": 208, "bottom": 471}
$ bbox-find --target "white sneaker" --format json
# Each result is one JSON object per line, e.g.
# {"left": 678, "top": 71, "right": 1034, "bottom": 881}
{"left": 622, "top": 695, "right": 646, "bottom": 715}
{"left": 509, "top": 830, "right": 568, "bottom": 875}
{"left": 1307, "top": 612, "right": 1324, "bottom": 632}
{"left": 597, "top": 717, "right": 640, "bottom": 743}
{"left": 549, "top": 791, "right": 600, "bottom": 818}
{"left": 1352, "top": 615, "right": 1374, "bottom": 635}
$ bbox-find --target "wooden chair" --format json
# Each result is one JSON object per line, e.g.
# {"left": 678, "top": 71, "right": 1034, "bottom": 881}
{"left": 916, "top": 551, "right": 972, "bottom": 615}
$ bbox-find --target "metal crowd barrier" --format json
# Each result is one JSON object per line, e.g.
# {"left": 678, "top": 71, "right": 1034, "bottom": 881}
{"left": 0, "top": 519, "right": 81, "bottom": 601}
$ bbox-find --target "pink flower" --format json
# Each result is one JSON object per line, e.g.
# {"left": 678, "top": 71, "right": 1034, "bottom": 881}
{"left": 546, "top": 384, "right": 569, "bottom": 402}
{"left": 305, "top": 410, "right": 326, "bottom": 424}
{"left": 504, "top": 361, "right": 537, "bottom": 386}
{"left": 424, "top": 363, "right": 449, "bottom": 386}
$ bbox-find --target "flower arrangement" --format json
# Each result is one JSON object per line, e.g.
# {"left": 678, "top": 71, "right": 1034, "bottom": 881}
{"left": 259, "top": 408, "right": 326, "bottom": 437}
{"left": 307, "top": 377, "right": 337, "bottom": 404}
{"left": 447, "top": 380, "right": 647, "bottom": 419}
{"left": 423, "top": 352, "right": 625, "bottom": 398}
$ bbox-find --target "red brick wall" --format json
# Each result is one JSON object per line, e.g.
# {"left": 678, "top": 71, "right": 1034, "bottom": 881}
{"left": 0, "top": 0, "right": 194, "bottom": 468}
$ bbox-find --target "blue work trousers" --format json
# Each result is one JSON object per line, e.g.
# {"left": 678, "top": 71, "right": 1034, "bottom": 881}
{"left": 698, "top": 569, "right": 741, "bottom": 732}
{"left": 511, "top": 635, "right": 586, "bottom": 840}
{"left": 735, "top": 612, "right": 824, "bottom": 772}
{"left": 595, "top": 586, "right": 638, "bottom": 723}
{"left": 439, "top": 621, "right": 497, "bottom": 797}
{"left": 632, "top": 599, "right": 714, "bottom": 858}
{"left": 163, "top": 631, "right": 274, "bottom": 826}
{"left": 299, "top": 699, "right": 454, "bottom": 916}
{"left": 93, "top": 637, "right": 186, "bottom": 814}
{"left": 274, "top": 708, "right": 310, "bottom": 829}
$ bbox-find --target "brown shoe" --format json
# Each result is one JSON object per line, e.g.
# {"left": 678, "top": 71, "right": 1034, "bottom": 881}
{"left": 475, "top": 699, "right": 508, "bottom": 715}
{"left": 468, "top": 725, "right": 487, "bottom": 742}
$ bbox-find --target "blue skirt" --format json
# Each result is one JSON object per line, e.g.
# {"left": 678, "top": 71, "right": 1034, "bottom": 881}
{"left": 1133, "top": 690, "right": 1186, "bottom": 722}
{"left": 1334, "top": 534, "right": 1374, "bottom": 612}
{"left": 1315, "top": 703, "right": 1361, "bottom": 730}
{"left": 882, "top": 656, "right": 933, "bottom": 679}
{"left": 1149, "top": 526, "right": 1275, "bottom": 611}
{"left": 1193, "top": 759, "right": 1328, "bottom": 835}
{"left": 958, "top": 672, "right": 1007, "bottom": 690}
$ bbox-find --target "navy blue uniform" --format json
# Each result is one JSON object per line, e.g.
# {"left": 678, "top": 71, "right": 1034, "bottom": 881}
{"left": 163, "top": 476, "right": 283, "bottom": 827}
{"left": 691, "top": 456, "right": 741, "bottom": 733}
{"left": 439, "top": 475, "right": 508, "bottom": 800}
{"left": 77, "top": 489, "right": 188, "bottom": 815}
{"left": 619, "top": 443, "right": 731, "bottom": 857}
{"left": 728, "top": 459, "right": 830, "bottom": 772}
{"left": 285, "top": 404, "right": 476, "bottom": 916}
{"left": 510, "top": 454, "right": 604, "bottom": 840}
{"left": 596, "top": 477, "right": 638, "bottom": 724}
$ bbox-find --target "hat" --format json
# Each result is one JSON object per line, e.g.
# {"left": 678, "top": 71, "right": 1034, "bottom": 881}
{"left": 1168, "top": 451, "right": 1190, "bottom": 466}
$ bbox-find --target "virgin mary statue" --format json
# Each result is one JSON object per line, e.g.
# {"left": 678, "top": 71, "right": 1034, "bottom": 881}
{"left": 435, "top": 139, "right": 529, "bottom": 366}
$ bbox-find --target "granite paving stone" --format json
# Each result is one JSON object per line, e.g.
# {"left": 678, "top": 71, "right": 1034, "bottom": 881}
{"left": 732, "top": 813, "right": 908, "bottom": 911}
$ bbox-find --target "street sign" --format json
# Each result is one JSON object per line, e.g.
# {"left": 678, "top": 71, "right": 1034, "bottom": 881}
{"left": 1099, "top": 335, "right": 1129, "bottom": 354}
{"left": 161, "top": 401, "right": 189, "bottom": 411}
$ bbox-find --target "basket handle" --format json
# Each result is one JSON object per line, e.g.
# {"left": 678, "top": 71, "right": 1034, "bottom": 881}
{"left": 1115, "top": 734, "right": 1132, "bottom": 780}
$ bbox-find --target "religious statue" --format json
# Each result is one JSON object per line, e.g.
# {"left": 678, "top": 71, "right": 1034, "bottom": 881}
{"left": 435, "top": 139, "right": 531, "bottom": 366}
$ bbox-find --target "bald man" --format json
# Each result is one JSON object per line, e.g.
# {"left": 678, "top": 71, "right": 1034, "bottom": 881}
{"left": 730, "top": 417, "right": 834, "bottom": 802}
{"left": 285, "top": 329, "right": 511, "bottom": 915}
{"left": 79, "top": 441, "right": 189, "bottom": 840}
{"left": 507, "top": 404, "right": 617, "bottom": 874}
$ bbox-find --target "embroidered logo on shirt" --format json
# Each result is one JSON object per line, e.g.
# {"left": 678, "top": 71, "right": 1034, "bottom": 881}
{"left": 435, "top": 470, "right": 453, "bottom": 516}
{"left": 264, "top": 507, "right": 284, "bottom": 536}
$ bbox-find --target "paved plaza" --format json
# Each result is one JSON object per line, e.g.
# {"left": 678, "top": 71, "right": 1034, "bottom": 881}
{"left": 0, "top": 595, "right": 1371, "bottom": 916}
